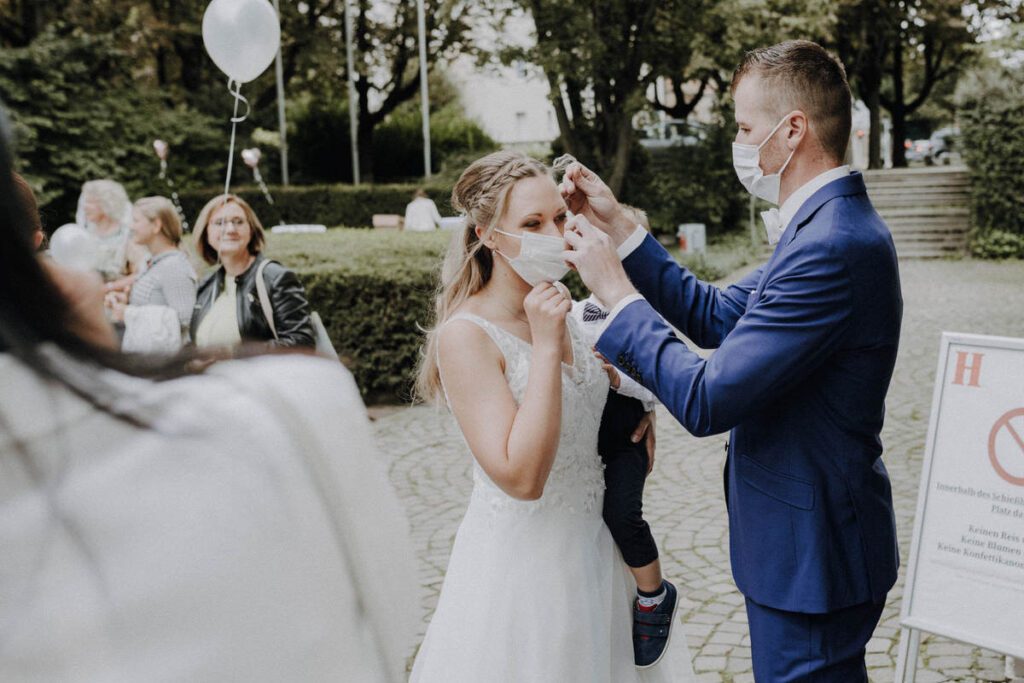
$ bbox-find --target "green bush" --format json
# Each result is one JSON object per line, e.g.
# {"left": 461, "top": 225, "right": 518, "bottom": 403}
{"left": 969, "top": 229, "right": 1024, "bottom": 260}
{"left": 264, "top": 229, "right": 449, "bottom": 403}
{"left": 178, "top": 183, "right": 454, "bottom": 228}
{"left": 287, "top": 90, "right": 496, "bottom": 185}
{"left": 956, "top": 64, "right": 1024, "bottom": 252}
{"left": 628, "top": 119, "right": 748, "bottom": 241}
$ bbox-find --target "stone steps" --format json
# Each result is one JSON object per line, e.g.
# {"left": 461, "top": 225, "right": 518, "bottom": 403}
{"left": 864, "top": 166, "right": 971, "bottom": 259}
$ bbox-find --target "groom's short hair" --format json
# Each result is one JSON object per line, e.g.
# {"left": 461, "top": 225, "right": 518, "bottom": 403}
{"left": 731, "top": 40, "right": 852, "bottom": 163}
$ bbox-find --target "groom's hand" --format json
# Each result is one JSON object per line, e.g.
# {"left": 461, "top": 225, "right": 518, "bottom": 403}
{"left": 559, "top": 162, "right": 638, "bottom": 247}
{"left": 563, "top": 215, "right": 637, "bottom": 308}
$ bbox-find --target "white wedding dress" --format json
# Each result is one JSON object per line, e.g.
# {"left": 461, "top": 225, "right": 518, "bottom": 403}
{"left": 410, "top": 313, "right": 695, "bottom": 683}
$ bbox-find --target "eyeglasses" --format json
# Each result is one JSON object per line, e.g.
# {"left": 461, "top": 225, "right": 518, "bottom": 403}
{"left": 212, "top": 217, "right": 247, "bottom": 228}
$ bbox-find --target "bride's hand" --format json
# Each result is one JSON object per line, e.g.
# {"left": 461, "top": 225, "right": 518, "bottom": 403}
{"left": 524, "top": 282, "right": 571, "bottom": 349}
{"left": 594, "top": 351, "right": 621, "bottom": 389}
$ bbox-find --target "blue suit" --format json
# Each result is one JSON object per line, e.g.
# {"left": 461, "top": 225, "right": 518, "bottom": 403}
{"left": 596, "top": 173, "right": 902, "bottom": 680}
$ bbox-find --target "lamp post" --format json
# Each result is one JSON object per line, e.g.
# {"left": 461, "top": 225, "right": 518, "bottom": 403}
{"left": 416, "top": 0, "right": 431, "bottom": 179}
{"left": 271, "top": 0, "right": 289, "bottom": 185}
{"left": 345, "top": 0, "right": 361, "bottom": 185}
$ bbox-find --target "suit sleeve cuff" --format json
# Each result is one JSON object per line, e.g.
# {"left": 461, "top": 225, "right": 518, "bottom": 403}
{"left": 595, "top": 293, "right": 644, "bottom": 338}
{"left": 616, "top": 226, "right": 648, "bottom": 260}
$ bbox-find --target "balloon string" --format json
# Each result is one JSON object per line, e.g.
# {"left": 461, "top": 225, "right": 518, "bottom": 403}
{"left": 223, "top": 79, "right": 251, "bottom": 197}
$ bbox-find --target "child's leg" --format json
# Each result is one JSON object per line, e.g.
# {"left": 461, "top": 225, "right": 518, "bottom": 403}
{"left": 601, "top": 441, "right": 662, "bottom": 590}
{"left": 630, "top": 558, "right": 663, "bottom": 594}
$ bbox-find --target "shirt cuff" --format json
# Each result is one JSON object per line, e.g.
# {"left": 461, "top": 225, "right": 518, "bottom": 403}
{"left": 595, "top": 293, "right": 644, "bottom": 339}
{"left": 616, "top": 226, "right": 648, "bottom": 261}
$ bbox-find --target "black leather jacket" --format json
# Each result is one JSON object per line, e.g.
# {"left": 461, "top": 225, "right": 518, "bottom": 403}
{"left": 190, "top": 254, "right": 315, "bottom": 348}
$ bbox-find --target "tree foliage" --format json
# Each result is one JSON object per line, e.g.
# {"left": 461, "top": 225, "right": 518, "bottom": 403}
{"left": 0, "top": 25, "right": 224, "bottom": 225}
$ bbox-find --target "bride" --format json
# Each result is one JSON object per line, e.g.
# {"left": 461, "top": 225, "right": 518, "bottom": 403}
{"left": 411, "top": 150, "right": 694, "bottom": 682}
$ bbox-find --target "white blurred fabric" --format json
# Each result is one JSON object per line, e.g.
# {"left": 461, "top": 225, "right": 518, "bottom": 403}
{"left": 121, "top": 305, "right": 183, "bottom": 355}
{"left": 0, "top": 352, "right": 416, "bottom": 682}
{"left": 409, "top": 313, "right": 694, "bottom": 683}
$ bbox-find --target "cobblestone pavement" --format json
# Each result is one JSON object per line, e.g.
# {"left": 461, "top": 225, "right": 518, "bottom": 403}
{"left": 372, "top": 259, "right": 1024, "bottom": 682}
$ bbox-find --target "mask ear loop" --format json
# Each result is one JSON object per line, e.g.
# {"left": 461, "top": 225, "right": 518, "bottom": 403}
{"left": 757, "top": 112, "right": 796, "bottom": 151}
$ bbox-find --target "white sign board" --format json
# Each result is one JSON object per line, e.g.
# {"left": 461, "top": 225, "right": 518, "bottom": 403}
{"left": 896, "top": 333, "right": 1024, "bottom": 679}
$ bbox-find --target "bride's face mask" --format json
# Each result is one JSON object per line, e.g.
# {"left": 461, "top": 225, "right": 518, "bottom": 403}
{"left": 493, "top": 229, "right": 570, "bottom": 286}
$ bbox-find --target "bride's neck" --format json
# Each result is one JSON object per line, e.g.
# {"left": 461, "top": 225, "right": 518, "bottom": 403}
{"left": 480, "top": 269, "right": 530, "bottom": 321}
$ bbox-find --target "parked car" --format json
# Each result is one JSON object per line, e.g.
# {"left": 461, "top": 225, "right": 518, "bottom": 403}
{"left": 638, "top": 119, "right": 708, "bottom": 149}
{"left": 904, "top": 138, "right": 933, "bottom": 164}
{"left": 928, "top": 127, "right": 961, "bottom": 165}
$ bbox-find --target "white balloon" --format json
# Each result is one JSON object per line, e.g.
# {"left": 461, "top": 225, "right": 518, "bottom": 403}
{"left": 202, "top": 0, "right": 281, "bottom": 84}
{"left": 49, "top": 224, "right": 100, "bottom": 272}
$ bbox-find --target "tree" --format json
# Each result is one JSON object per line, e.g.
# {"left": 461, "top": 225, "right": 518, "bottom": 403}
{"left": 511, "top": 0, "right": 834, "bottom": 195}
{"left": 510, "top": 1, "right": 658, "bottom": 195}
{"left": 836, "top": 0, "right": 1021, "bottom": 168}
{"left": 0, "top": 27, "right": 224, "bottom": 223}
{"left": 346, "top": 0, "right": 483, "bottom": 181}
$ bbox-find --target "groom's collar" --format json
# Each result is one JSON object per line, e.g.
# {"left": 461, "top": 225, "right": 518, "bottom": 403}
{"left": 783, "top": 171, "right": 867, "bottom": 246}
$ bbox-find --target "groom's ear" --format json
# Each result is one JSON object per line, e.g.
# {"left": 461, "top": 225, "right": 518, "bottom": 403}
{"left": 785, "top": 110, "right": 809, "bottom": 150}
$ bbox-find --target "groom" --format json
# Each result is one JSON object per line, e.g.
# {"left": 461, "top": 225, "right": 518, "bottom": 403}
{"left": 562, "top": 41, "right": 901, "bottom": 681}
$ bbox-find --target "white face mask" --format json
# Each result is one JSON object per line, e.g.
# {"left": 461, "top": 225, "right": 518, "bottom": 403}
{"left": 732, "top": 114, "right": 796, "bottom": 205}
{"left": 493, "top": 229, "right": 570, "bottom": 286}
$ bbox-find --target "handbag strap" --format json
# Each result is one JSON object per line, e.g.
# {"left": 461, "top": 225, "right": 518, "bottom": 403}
{"left": 254, "top": 259, "right": 279, "bottom": 341}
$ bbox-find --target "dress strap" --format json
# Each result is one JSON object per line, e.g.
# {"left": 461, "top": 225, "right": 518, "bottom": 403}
{"left": 445, "top": 313, "right": 518, "bottom": 359}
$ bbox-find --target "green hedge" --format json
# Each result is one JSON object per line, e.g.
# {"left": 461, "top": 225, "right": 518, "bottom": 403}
{"left": 957, "top": 64, "right": 1024, "bottom": 255}
{"left": 179, "top": 183, "right": 454, "bottom": 229}
{"left": 264, "top": 230, "right": 448, "bottom": 403}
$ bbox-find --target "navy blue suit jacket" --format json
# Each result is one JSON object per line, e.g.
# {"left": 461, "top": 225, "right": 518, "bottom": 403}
{"left": 596, "top": 173, "right": 902, "bottom": 613}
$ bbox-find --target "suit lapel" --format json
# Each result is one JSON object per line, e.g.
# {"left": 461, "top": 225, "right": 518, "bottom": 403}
{"left": 751, "top": 172, "right": 868, "bottom": 301}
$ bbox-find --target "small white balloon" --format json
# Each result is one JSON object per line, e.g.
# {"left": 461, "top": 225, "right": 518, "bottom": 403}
{"left": 202, "top": 0, "right": 281, "bottom": 84}
{"left": 241, "top": 147, "right": 262, "bottom": 168}
{"left": 50, "top": 224, "right": 100, "bottom": 272}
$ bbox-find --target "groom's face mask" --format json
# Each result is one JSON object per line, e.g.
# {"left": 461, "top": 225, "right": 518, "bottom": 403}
{"left": 732, "top": 113, "right": 797, "bottom": 206}
{"left": 493, "top": 229, "right": 570, "bottom": 287}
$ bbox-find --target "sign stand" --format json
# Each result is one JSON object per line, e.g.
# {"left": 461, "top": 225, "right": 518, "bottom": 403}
{"left": 895, "top": 332, "right": 1024, "bottom": 682}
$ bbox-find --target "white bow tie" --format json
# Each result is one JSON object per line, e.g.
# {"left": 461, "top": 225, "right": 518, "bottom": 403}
{"left": 761, "top": 208, "right": 785, "bottom": 246}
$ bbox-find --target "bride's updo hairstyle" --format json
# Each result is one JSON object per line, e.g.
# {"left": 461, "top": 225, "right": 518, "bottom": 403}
{"left": 415, "top": 150, "right": 549, "bottom": 403}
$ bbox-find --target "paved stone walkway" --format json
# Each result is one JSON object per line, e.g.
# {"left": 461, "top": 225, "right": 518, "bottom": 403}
{"left": 372, "top": 259, "right": 1024, "bottom": 682}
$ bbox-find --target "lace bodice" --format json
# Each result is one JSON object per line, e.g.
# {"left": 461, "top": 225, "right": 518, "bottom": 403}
{"left": 445, "top": 312, "right": 610, "bottom": 516}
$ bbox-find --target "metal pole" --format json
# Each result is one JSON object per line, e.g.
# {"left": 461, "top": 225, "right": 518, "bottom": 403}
{"left": 416, "top": 0, "right": 431, "bottom": 179}
{"left": 272, "top": 0, "right": 289, "bottom": 185}
{"left": 344, "top": 0, "right": 361, "bottom": 185}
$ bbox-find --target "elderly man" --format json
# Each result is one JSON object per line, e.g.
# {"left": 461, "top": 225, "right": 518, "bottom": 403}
{"left": 562, "top": 40, "right": 902, "bottom": 682}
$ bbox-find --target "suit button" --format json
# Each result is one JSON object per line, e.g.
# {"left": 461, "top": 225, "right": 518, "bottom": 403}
{"left": 724, "top": 440, "right": 729, "bottom": 453}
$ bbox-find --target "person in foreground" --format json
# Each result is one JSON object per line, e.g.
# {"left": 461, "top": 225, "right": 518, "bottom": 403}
{"left": 0, "top": 109, "right": 416, "bottom": 682}
{"left": 561, "top": 41, "right": 903, "bottom": 682}
{"left": 410, "top": 151, "right": 694, "bottom": 682}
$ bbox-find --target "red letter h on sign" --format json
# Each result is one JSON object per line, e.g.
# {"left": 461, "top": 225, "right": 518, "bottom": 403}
{"left": 952, "top": 351, "right": 983, "bottom": 387}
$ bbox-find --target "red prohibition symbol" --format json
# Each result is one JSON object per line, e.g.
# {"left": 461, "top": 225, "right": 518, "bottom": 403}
{"left": 988, "top": 408, "right": 1024, "bottom": 487}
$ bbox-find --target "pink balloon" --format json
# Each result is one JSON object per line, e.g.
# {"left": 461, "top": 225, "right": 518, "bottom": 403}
{"left": 241, "top": 147, "right": 261, "bottom": 169}
{"left": 153, "top": 139, "right": 169, "bottom": 161}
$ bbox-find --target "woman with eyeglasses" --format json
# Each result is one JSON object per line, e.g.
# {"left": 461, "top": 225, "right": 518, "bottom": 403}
{"left": 190, "top": 194, "right": 315, "bottom": 352}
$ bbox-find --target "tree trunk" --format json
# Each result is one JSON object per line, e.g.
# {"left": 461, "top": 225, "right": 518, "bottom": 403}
{"left": 357, "top": 107, "right": 375, "bottom": 183}
{"left": 888, "top": 36, "right": 907, "bottom": 168}
{"left": 862, "top": 65, "right": 883, "bottom": 169}
{"left": 605, "top": 115, "right": 632, "bottom": 196}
